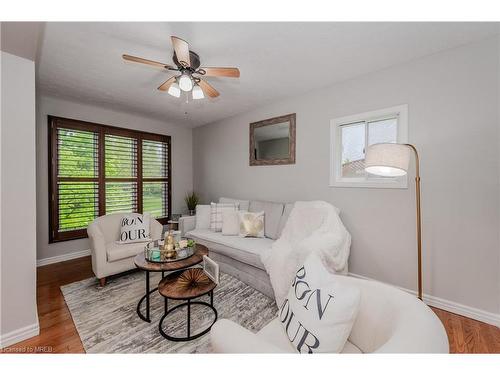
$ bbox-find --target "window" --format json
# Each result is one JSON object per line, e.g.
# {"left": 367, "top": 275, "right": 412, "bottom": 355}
{"left": 49, "top": 116, "right": 171, "bottom": 242}
{"left": 330, "top": 105, "right": 408, "bottom": 188}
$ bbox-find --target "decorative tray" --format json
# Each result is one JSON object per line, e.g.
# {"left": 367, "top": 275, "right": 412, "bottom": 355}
{"left": 144, "top": 239, "right": 195, "bottom": 263}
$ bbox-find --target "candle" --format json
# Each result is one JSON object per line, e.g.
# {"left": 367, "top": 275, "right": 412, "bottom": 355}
{"left": 173, "top": 230, "right": 181, "bottom": 243}
{"left": 151, "top": 249, "right": 161, "bottom": 261}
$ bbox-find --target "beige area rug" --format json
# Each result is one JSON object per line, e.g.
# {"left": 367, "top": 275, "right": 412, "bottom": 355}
{"left": 61, "top": 271, "right": 278, "bottom": 353}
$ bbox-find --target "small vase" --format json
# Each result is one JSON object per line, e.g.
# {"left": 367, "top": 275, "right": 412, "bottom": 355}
{"left": 189, "top": 209, "right": 195, "bottom": 216}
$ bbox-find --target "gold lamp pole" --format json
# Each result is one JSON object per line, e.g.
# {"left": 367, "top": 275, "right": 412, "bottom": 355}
{"left": 405, "top": 144, "right": 422, "bottom": 300}
{"left": 365, "top": 143, "right": 423, "bottom": 300}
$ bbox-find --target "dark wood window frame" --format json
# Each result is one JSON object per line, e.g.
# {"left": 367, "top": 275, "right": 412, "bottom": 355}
{"left": 48, "top": 116, "right": 172, "bottom": 243}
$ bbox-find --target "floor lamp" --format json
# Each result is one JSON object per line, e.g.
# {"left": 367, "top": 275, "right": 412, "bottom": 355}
{"left": 364, "top": 143, "right": 423, "bottom": 300}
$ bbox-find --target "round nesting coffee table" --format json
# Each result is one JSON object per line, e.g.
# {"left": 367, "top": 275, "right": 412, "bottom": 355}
{"left": 134, "top": 243, "right": 208, "bottom": 323}
{"left": 158, "top": 268, "right": 217, "bottom": 342}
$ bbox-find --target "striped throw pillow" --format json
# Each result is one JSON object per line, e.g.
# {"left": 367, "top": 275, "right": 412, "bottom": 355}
{"left": 210, "top": 202, "right": 239, "bottom": 232}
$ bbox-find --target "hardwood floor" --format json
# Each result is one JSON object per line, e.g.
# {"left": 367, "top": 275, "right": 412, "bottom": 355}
{"left": 2, "top": 256, "right": 93, "bottom": 353}
{"left": 433, "top": 307, "right": 500, "bottom": 353}
{"left": 2, "top": 256, "right": 500, "bottom": 354}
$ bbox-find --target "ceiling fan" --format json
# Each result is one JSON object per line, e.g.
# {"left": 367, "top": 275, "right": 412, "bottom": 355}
{"left": 122, "top": 36, "right": 240, "bottom": 100}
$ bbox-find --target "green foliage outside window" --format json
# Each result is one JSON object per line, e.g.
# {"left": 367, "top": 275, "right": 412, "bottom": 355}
{"left": 57, "top": 129, "right": 167, "bottom": 232}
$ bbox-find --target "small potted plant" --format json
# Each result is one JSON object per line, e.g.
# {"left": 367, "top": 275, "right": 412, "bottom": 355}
{"left": 184, "top": 192, "right": 199, "bottom": 216}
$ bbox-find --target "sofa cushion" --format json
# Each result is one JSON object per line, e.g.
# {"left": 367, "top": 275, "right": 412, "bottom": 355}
{"left": 248, "top": 200, "right": 284, "bottom": 240}
{"left": 221, "top": 210, "right": 239, "bottom": 236}
{"left": 210, "top": 202, "right": 239, "bottom": 232}
{"left": 276, "top": 202, "right": 294, "bottom": 239}
{"left": 195, "top": 204, "right": 211, "bottom": 229}
{"left": 187, "top": 229, "right": 273, "bottom": 270}
{"left": 106, "top": 241, "right": 145, "bottom": 262}
{"left": 219, "top": 197, "right": 250, "bottom": 211}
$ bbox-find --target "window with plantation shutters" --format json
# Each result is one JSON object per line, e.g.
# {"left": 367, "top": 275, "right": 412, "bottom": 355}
{"left": 142, "top": 139, "right": 169, "bottom": 218}
{"left": 105, "top": 134, "right": 138, "bottom": 214}
{"left": 49, "top": 116, "right": 171, "bottom": 242}
{"left": 56, "top": 128, "right": 99, "bottom": 237}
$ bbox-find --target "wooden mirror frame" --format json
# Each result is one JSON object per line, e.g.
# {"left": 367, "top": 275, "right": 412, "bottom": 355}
{"left": 249, "top": 113, "right": 296, "bottom": 166}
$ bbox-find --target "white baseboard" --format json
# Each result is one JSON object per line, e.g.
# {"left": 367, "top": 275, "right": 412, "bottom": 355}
{"left": 0, "top": 323, "right": 40, "bottom": 349}
{"left": 348, "top": 272, "right": 500, "bottom": 328}
{"left": 37, "top": 249, "right": 91, "bottom": 267}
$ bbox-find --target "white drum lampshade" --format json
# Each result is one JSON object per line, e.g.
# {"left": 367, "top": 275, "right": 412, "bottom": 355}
{"left": 365, "top": 143, "right": 410, "bottom": 177}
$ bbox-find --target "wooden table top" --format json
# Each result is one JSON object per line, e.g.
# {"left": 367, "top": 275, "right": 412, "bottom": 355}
{"left": 158, "top": 268, "right": 216, "bottom": 300}
{"left": 134, "top": 243, "right": 208, "bottom": 272}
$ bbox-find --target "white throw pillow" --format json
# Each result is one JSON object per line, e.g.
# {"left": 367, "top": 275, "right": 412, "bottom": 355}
{"left": 195, "top": 204, "right": 211, "bottom": 230}
{"left": 210, "top": 202, "right": 239, "bottom": 232}
{"left": 238, "top": 211, "right": 265, "bottom": 238}
{"left": 221, "top": 211, "right": 239, "bottom": 236}
{"left": 279, "top": 254, "right": 361, "bottom": 353}
{"left": 117, "top": 213, "right": 151, "bottom": 244}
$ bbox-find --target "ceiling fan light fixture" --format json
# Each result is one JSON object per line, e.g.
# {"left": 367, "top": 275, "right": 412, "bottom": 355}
{"left": 123, "top": 35, "right": 240, "bottom": 100}
{"left": 192, "top": 85, "right": 204, "bottom": 100}
{"left": 168, "top": 82, "right": 181, "bottom": 97}
{"left": 178, "top": 73, "right": 193, "bottom": 92}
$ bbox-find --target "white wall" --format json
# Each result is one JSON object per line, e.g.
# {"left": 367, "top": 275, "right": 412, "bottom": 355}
{"left": 193, "top": 37, "right": 500, "bottom": 318}
{"left": 36, "top": 95, "right": 193, "bottom": 262}
{"left": 0, "top": 52, "right": 39, "bottom": 347}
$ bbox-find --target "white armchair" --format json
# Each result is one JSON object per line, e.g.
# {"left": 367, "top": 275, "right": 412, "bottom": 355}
{"left": 87, "top": 213, "right": 163, "bottom": 286}
{"left": 211, "top": 275, "right": 449, "bottom": 353}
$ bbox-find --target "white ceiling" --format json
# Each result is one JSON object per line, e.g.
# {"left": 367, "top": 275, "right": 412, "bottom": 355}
{"left": 37, "top": 22, "right": 499, "bottom": 128}
{"left": 1, "top": 22, "right": 44, "bottom": 61}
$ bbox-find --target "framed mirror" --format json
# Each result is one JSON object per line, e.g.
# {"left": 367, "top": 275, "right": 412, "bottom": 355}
{"left": 249, "top": 113, "right": 296, "bottom": 166}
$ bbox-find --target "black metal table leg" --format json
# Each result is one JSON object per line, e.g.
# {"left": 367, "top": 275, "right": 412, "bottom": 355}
{"left": 158, "top": 301, "right": 217, "bottom": 342}
{"left": 187, "top": 299, "right": 191, "bottom": 338}
{"left": 146, "top": 271, "right": 150, "bottom": 321}
{"left": 136, "top": 270, "right": 158, "bottom": 323}
{"left": 156, "top": 267, "right": 217, "bottom": 342}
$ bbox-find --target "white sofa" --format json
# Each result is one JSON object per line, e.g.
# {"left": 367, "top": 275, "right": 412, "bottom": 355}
{"left": 211, "top": 274, "right": 449, "bottom": 353}
{"left": 179, "top": 197, "right": 348, "bottom": 298}
{"left": 87, "top": 213, "right": 163, "bottom": 286}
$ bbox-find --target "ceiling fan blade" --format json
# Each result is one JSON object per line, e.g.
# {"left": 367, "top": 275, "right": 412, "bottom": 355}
{"left": 122, "top": 54, "right": 174, "bottom": 70}
{"left": 199, "top": 67, "right": 240, "bottom": 78}
{"left": 171, "top": 36, "right": 191, "bottom": 67}
{"left": 198, "top": 79, "right": 220, "bottom": 98}
{"left": 157, "top": 76, "right": 177, "bottom": 91}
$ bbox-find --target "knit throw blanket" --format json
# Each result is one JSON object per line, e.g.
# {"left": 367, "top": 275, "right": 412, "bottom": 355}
{"left": 261, "top": 200, "right": 351, "bottom": 307}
